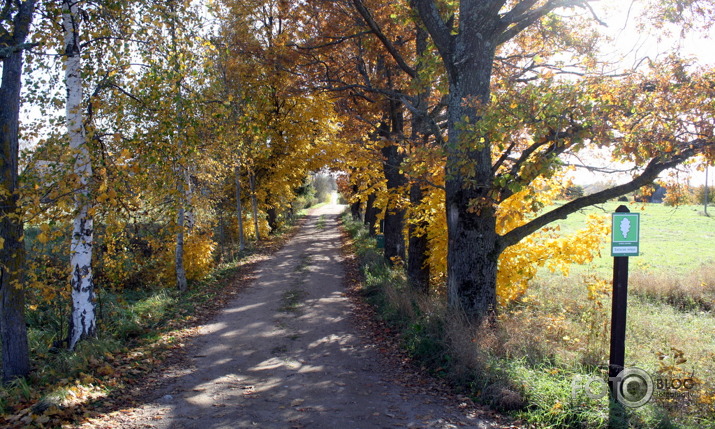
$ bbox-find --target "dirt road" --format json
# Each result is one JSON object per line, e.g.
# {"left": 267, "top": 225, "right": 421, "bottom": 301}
{"left": 93, "top": 204, "right": 499, "bottom": 428}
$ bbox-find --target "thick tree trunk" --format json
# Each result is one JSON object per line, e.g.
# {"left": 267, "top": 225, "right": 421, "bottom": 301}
{"left": 380, "top": 91, "right": 407, "bottom": 262}
{"left": 350, "top": 185, "right": 362, "bottom": 221}
{"left": 249, "top": 172, "right": 261, "bottom": 241}
{"left": 407, "top": 26, "right": 431, "bottom": 293}
{"left": 64, "top": 0, "right": 97, "bottom": 349}
{"left": 0, "top": 0, "right": 34, "bottom": 379}
{"left": 234, "top": 164, "right": 246, "bottom": 251}
{"left": 443, "top": 24, "right": 500, "bottom": 319}
{"left": 381, "top": 142, "right": 407, "bottom": 262}
{"left": 266, "top": 207, "right": 278, "bottom": 233}
{"left": 364, "top": 193, "right": 379, "bottom": 236}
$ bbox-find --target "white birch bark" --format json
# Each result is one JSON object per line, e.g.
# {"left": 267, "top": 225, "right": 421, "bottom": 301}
{"left": 176, "top": 166, "right": 191, "bottom": 291}
{"left": 174, "top": 158, "right": 189, "bottom": 293}
{"left": 234, "top": 164, "right": 246, "bottom": 251}
{"left": 167, "top": 0, "right": 188, "bottom": 292}
{"left": 175, "top": 200, "right": 188, "bottom": 292}
{"left": 184, "top": 168, "right": 195, "bottom": 230}
{"left": 249, "top": 171, "right": 261, "bottom": 241}
{"left": 64, "top": 0, "right": 95, "bottom": 350}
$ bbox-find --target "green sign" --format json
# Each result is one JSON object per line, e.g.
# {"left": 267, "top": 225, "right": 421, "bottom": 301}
{"left": 611, "top": 213, "right": 640, "bottom": 257}
{"left": 375, "top": 234, "right": 385, "bottom": 249}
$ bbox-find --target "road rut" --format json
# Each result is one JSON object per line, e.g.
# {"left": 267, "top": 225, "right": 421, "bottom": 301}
{"left": 91, "top": 204, "right": 498, "bottom": 429}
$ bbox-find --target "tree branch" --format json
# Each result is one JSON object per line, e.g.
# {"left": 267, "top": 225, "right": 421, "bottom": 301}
{"left": 351, "top": 0, "right": 416, "bottom": 78}
{"left": 497, "top": 139, "right": 712, "bottom": 252}
{"left": 497, "top": 0, "right": 587, "bottom": 45}
{"left": 289, "top": 31, "right": 372, "bottom": 50}
{"left": 409, "top": 0, "right": 453, "bottom": 70}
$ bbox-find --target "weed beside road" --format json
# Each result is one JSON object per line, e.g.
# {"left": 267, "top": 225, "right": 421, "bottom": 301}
{"left": 342, "top": 205, "right": 715, "bottom": 428}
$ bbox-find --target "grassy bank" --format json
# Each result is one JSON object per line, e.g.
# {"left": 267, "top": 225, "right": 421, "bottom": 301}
{"left": 342, "top": 207, "right": 715, "bottom": 428}
{"left": 0, "top": 224, "right": 298, "bottom": 428}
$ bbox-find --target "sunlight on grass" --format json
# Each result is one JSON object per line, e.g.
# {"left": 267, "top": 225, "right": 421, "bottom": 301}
{"left": 343, "top": 207, "right": 715, "bottom": 428}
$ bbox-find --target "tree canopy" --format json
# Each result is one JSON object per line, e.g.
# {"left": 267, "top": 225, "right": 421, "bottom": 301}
{"left": 1, "top": 0, "right": 714, "bottom": 381}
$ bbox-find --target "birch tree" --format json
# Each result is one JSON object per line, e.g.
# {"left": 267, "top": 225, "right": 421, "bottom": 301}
{"left": 63, "top": 0, "right": 95, "bottom": 349}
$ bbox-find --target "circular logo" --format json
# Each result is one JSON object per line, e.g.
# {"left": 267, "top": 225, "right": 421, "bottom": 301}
{"left": 616, "top": 367, "right": 654, "bottom": 408}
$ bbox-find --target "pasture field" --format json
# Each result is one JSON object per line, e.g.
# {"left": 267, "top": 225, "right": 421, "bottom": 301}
{"left": 522, "top": 202, "right": 715, "bottom": 427}
{"left": 546, "top": 201, "right": 715, "bottom": 276}
{"left": 344, "top": 203, "right": 715, "bottom": 428}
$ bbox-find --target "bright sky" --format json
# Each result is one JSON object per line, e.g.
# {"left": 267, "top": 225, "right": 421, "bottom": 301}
{"left": 566, "top": 0, "right": 714, "bottom": 187}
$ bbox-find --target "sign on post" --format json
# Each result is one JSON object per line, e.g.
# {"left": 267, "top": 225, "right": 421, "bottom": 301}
{"left": 609, "top": 205, "right": 636, "bottom": 420}
{"left": 611, "top": 212, "right": 640, "bottom": 257}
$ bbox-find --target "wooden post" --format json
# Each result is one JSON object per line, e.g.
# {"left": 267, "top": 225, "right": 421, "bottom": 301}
{"left": 705, "top": 166, "right": 709, "bottom": 217}
{"left": 609, "top": 205, "right": 630, "bottom": 425}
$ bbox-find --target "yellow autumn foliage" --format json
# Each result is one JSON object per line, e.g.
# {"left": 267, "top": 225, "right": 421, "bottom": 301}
{"left": 414, "top": 172, "right": 608, "bottom": 305}
{"left": 182, "top": 232, "right": 217, "bottom": 281}
{"left": 230, "top": 215, "right": 271, "bottom": 242}
{"left": 158, "top": 231, "right": 217, "bottom": 284}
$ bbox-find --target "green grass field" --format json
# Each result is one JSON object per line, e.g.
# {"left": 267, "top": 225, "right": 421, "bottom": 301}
{"left": 545, "top": 201, "right": 715, "bottom": 276}
{"left": 341, "top": 206, "right": 715, "bottom": 427}
{"left": 522, "top": 202, "right": 715, "bottom": 427}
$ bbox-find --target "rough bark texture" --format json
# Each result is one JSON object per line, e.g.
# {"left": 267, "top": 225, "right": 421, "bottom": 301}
{"left": 249, "top": 172, "right": 261, "bottom": 241}
{"left": 64, "top": 0, "right": 97, "bottom": 349}
{"left": 443, "top": 39, "right": 500, "bottom": 318}
{"left": 0, "top": 0, "right": 34, "bottom": 378}
{"left": 380, "top": 121, "right": 407, "bottom": 264}
{"left": 405, "top": 0, "right": 524, "bottom": 318}
{"left": 364, "top": 193, "right": 379, "bottom": 236}
{"left": 234, "top": 165, "right": 246, "bottom": 251}
{"left": 407, "top": 26, "right": 431, "bottom": 293}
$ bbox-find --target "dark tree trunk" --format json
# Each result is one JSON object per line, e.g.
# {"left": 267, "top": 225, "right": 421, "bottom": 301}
{"left": 408, "top": 183, "right": 430, "bottom": 292}
{"left": 350, "top": 185, "right": 362, "bottom": 220}
{"left": 406, "top": 0, "right": 711, "bottom": 320}
{"left": 410, "top": 0, "right": 502, "bottom": 319}
{"left": 364, "top": 193, "right": 379, "bottom": 235}
{"left": 350, "top": 201, "right": 362, "bottom": 221}
{"left": 407, "top": 26, "right": 431, "bottom": 293}
{"left": 267, "top": 207, "right": 279, "bottom": 233}
{"left": 442, "top": 19, "right": 500, "bottom": 319}
{"left": 0, "top": 0, "right": 35, "bottom": 382}
{"left": 380, "top": 117, "right": 407, "bottom": 264}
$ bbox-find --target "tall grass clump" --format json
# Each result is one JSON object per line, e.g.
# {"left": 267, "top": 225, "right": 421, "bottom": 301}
{"left": 630, "top": 264, "right": 715, "bottom": 312}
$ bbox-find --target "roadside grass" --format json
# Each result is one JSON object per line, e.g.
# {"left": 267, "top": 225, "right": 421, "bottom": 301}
{"left": 342, "top": 206, "right": 715, "bottom": 429}
{"left": 0, "top": 219, "right": 303, "bottom": 427}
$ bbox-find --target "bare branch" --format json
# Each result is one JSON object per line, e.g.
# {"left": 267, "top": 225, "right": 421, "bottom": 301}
{"left": 497, "top": 0, "right": 587, "bottom": 45}
{"left": 351, "top": 0, "right": 416, "bottom": 78}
